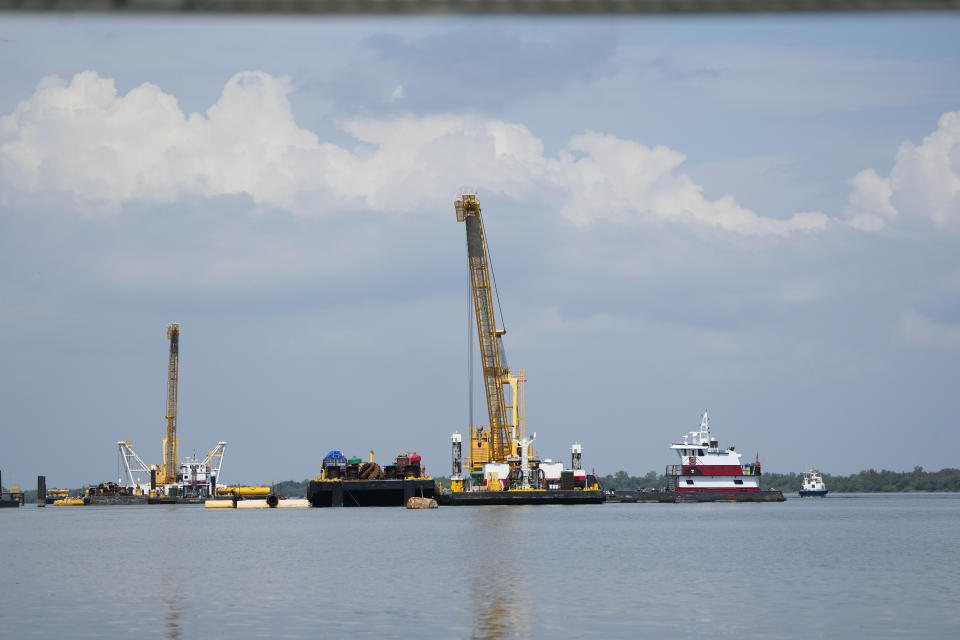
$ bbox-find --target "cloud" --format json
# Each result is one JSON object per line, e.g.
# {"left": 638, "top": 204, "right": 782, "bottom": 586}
{"left": 540, "top": 307, "right": 629, "bottom": 334}
{"left": 845, "top": 110, "right": 960, "bottom": 230}
{"left": 942, "top": 270, "right": 960, "bottom": 294}
{"left": 890, "top": 111, "right": 960, "bottom": 226}
{"left": 898, "top": 309, "right": 960, "bottom": 350}
{"left": 362, "top": 25, "right": 620, "bottom": 112}
{"left": 0, "top": 71, "right": 319, "bottom": 214}
{"left": 845, "top": 168, "right": 896, "bottom": 231}
{"left": 780, "top": 281, "right": 823, "bottom": 305}
{"left": 1, "top": 70, "right": 827, "bottom": 236}
{"left": 555, "top": 132, "right": 827, "bottom": 236}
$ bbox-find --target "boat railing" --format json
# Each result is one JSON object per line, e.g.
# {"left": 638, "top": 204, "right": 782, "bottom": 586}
{"left": 665, "top": 464, "right": 681, "bottom": 477}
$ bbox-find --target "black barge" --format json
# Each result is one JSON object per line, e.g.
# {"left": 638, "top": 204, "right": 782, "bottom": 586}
{"left": 307, "top": 479, "right": 436, "bottom": 507}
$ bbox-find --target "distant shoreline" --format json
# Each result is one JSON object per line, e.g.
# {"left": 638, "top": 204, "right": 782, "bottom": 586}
{"left": 8, "top": 466, "right": 960, "bottom": 502}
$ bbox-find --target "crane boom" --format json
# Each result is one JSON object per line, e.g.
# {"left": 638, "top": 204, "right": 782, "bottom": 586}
{"left": 117, "top": 440, "right": 150, "bottom": 488}
{"left": 160, "top": 323, "right": 180, "bottom": 486}
{"left": 203, "top": 441, "right": 227, "bottom": 481}
{"left": 456, "top": 194, "right": 524, "bottom": 469}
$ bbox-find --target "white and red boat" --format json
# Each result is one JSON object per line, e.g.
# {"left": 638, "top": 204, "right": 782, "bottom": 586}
{"left": 665, "top": 411, "right": 763, "bottom": 494}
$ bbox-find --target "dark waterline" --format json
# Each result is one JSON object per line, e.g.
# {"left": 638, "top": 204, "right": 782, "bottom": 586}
{"left": 2, "top": 494, "right": 958, "bottom": 639}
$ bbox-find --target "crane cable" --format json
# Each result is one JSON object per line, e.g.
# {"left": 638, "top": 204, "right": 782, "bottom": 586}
{"left": 467, "top": 263, "right": 474, "bottom": 433}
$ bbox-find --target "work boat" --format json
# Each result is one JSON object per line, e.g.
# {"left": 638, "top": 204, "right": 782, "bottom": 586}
{"left": 798, "top": 469, "right": 828, "bottom": 497}
{"left": 665, "top": 412, "right": 762, "bottom": 494}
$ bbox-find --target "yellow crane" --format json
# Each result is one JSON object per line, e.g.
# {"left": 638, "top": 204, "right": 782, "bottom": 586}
{"left": 159, "top": 322, "right": 180, "bottom": 486}
{"left": 454, "top": 194, "right": 527, "bottom": 479}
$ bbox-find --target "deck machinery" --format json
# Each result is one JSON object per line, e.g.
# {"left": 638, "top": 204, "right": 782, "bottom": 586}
{"left": 445, "top": 194, "right": 601, "bottom": 504}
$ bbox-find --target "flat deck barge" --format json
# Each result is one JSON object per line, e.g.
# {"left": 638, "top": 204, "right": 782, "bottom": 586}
{"left": 438, "top": 489, "right": 605, "bottom": 506}
{"left": 307, "top": 479, "right": 436, "bottom": 507}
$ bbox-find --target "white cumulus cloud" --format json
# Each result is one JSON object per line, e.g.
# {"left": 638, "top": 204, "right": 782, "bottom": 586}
{"left": 0, "top": 70, "right": 827, "bottom": 236}
{"left": 845, "top": 168, "right": 896, "bottom": 231}
{"left": 845, "top": 110, "right": 960, "bottom": 231}
{"left": 898, "top": 309, "right": 960, "bottom": 351}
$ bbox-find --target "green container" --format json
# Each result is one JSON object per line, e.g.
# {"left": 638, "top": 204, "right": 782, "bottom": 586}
{"left": 168, "top": 486, "right": 178, "bottom": 497}
{"left": 348, "top": 457, "right": 363, "bottom": 465}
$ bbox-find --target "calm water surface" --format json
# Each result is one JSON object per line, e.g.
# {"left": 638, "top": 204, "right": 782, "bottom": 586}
{"left": 2, "top": 493, "right": 958, "bottom": 639}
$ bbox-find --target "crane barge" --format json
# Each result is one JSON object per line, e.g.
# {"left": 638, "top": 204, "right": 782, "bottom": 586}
{"left": 440, "top": 194, "right": 602, "bottom": 505}
{"left": 81, "top": 323, "right": 229, "bottom": 505}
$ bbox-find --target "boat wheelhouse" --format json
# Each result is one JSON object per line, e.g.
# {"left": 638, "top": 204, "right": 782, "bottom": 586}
{"left": 665, "top": 412, "right": 761, "bottom": 493}
{"left": 798, "top": 469, "right": 828, "bottom": 497}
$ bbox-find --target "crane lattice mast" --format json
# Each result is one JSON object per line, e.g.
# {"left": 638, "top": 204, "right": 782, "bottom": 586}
{"left": 455, "top": 194, "right": 520, "bottom": 468}
{"left": 160, "top": 323, "right": 180, "bottom": 486}
{"left": 117, "top": 440, "right": 150, "bottom": 488}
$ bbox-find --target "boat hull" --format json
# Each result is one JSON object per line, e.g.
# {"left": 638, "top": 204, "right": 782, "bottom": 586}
{"left": 607, "top": 490, "right": 785, "bottom": 503}
{"left": 438, "top": 489, "right": 604, "bottom": 506}
{"left": 798, "top": 489, "right": 829, "bottom": 497}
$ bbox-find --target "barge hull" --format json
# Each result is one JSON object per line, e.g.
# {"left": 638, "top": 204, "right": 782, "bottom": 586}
{"left": 307, "top": 479, "right": 435, "bottom": 507}
{"left": 88, "top": 495, "right": 149, "bottom": 506}
{"left": 438, "top": 490, "right": 604, "bottom": 506}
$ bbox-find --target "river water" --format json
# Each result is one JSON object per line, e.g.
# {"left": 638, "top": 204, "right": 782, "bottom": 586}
{"left": 2, "top": 493, "right": 958, "bottom": 639}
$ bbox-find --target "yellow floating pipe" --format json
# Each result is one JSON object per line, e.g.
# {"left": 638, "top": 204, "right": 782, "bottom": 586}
{"left": 278, "top": 498, "right": 310, "bottom": 508}
{"left": 52, "top": 498, "right": 85, "bottom": 506}
{"left": 236, "top": 499, "right": 268, "bottom": 509}
{"left": 215, "top": 486, "right": 271, "bottom": 496}
{"left": 204, "top": 499, "right": 235, "bottom": 509}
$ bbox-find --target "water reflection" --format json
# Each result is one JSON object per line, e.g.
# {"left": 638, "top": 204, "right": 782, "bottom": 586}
{"left": 468, "top": 506, "right": 532, "bottom": 639}
{"left": 163, "top": 594, "right": 183, "bottom": 640}
{"left": 157, "top": 511, "right": 185, "bottom": 640}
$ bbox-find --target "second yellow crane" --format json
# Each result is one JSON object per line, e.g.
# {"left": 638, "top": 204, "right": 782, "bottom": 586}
{"left": 454, "top": 194, "right": 528, "bottom": 477}
{"left": 159, "top": 322, "right": 179, "bottom": 486}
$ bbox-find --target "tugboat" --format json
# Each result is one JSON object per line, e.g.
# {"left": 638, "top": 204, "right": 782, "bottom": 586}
{"left": 798, "top": 469, "right": 828, "bottom": 497}
{"left": 658, "top": 411, "right": 784, "bottom": 502}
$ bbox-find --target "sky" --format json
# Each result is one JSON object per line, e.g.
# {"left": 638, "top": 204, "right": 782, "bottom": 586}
{"left": 1, "top": 13, "right": 959, "bottom": 487}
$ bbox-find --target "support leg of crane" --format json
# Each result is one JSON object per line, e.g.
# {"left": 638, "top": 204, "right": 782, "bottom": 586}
{"left": 37, "top": 475, "right": 46, "bottom": 507}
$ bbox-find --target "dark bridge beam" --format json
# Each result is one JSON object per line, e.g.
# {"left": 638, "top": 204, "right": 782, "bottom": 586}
{"left": 1, "top": 0, "right": 958, "bottom": 14}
